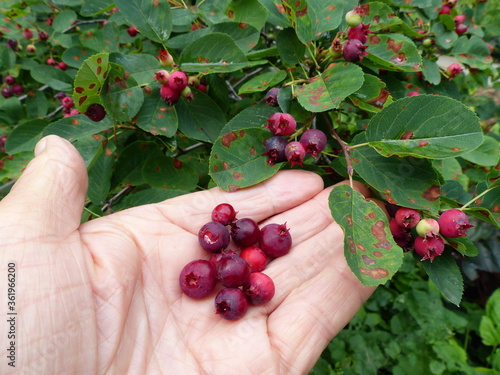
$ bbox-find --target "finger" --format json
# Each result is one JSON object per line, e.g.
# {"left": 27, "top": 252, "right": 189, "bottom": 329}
{"left": 155, "top": 170, "right": 325, "bottom": 234}
{"left": 0, "top": 135, "right": 88, "bottom": 238}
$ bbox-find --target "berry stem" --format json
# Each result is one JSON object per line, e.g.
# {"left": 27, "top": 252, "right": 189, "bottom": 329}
{"left": 460, "top": 186, "right": 499, "bottom": 210}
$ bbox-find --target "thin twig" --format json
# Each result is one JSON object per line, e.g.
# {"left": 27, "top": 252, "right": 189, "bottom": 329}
{"left": 61, "top": 19, "right": 107, "bottom": 34}
{"left": 172, "top": 142, "right": 206, "bottom": 158}
{"left": 0, "top": 179, "right": 16, "bottom": 191}
{"left": 101, "top": 185, "right": 134, "bottom": 212}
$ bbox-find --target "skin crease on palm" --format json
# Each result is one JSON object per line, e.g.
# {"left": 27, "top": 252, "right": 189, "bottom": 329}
{"left": 0, "top": 135, "right": 377, "bottom": 375}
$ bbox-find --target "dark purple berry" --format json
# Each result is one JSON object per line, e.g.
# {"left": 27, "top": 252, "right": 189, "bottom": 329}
{"left": 211, "top": 203, "right": 237, "bottom": 225}
{"left": 12, "top": 84, "right": 23, "bottom": 95}
{"left": 263, "top": 136, "right": 288, "bottom": 165}
{"left": 395, "top": 207, "right": 421, "bottom": 229}
{"left": 243, "top": 272, "right": 275, "bottom": 305}
{"left": 216, "top": 254, "right": 251, "bottom": 288}
{"left": 265, "top": 113, "right": 297, "bottom": 136}
{"left": 6, "top": 39, "right": 18, "bottom": 51}
{"left": 264, "top": 88, "right": 280, "bottom": 107}
{"left": 84, "top": 103, "right": 106, "bottom": 122}
{"left": 285, "top": 141, "right": 306, "bottom": 167}
{"left": 259, "top": 223, "right": 292, "bottom": 258}
{"left": 347, "top": 24, "right": 370, "bottom": 44}
{"left": 438, "top": 209, "right": 473, "bottom": 238}
{"left": 299, "top": 129, "right": 327, "bottom": 158}
{"left": 239, "top": 246, "right": 267, "bottom": 273}
{"left": 198, "top": 221, "right": 231, "bottom": 253}
{"left": 1, "top": 87, "right": 14, "bottom": 99}
{"left": 455, "top": 24, "right": 468, "bottom": 35}
{"left": 168, "top": 71, "right": 189, "bottom": 92}
{"left": 38, "top": 31, "right": 49, "bottom": 41}
{"left": 179, "top": 259, "right": 216, "bottom": 299}
{"left": 4, "top": 75, "right": 15, "bottom": 86}
{"left": 414, "top": 236, "right": 445, "bottom": 262}
{"left": 343, "top": 39, "right": 369, "bottom": 62}
{"left": 209, "top": 249, "right": 237, "bottom": 269}
{"left": 215, "top": 288, "right": 248, "bottom": 321}
{"left": 231, "top": 218, "right": 260, "bottom": 248}
{"left": 389, "top": 218, "right": 413, "bottom": 249}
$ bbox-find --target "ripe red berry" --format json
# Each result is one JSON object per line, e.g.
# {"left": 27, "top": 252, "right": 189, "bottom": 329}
{"left": 84, "top": 103, "right": 106, "bottom": 122}
{"left": 209, "top": 249, "right": 237, "bottom": 269}
{"left": 127, "top": 26, "right": 138, "bottom": 37}
{"left": 414, "top": 236, "right": 445, "bottom": 262}
{"left": 168, "top": 71, "right": 189, "bottom": 92}
{"left": 216, "top": 254, "right": 251, "bottom": 288}
{"left": 243, "top": 272, "right": 275, "bottom": 305}
{"left": 264, "top": 87, "right": 280, "bottom": 107}
{"left": 343, "top": 39, "right": 369, "bottom": 62}
{"left": 12, "top": 84, "right": 23, "bottom": 95}
{"left": 259, "top": 223, "right": 292, "bottom": 258}
{"left": 395, "top": 207, "right": 421, "bottom": 229}
{"left": 439, "top": 4, "right": 451, "bottom": 15}
{"left": 299, "top": 129, "right": 327, "bottom": 158}
{"left": 179, "top": 259, "right": 216, "bottom": 299}
{"left": 57, "top": 62, "right": 68, "bottom": 71}
{"left": 231, "top": 218, "right": 260, "bottom": 248}
{"left": 160, "top": 83, "right": 181, "bottom": 105}
{"left": 455, "top": 24, "right": 468, "bottom": 35}
{"left": 285, "top": 141, "right": 306, "bottom": 167}
{"left": 438, "top": 208, "right": 473, "bottom": 238}
{"left": 389, "top": 219, "right": 413, "bottom": 249}
{"left": 454, "top": 15, "right": 466, "bottom": 25}
{"left": 47, "top": 58, "right": 57, "bottom": 66}
{"left": 211, "top": 203, "right": 237, "bottom": 225}
{"left": 196, "top": 84, "right": 207, "bottom": 93}
{"left": 263, "top": 136, "right": 288, "bottom": 165}
{"left": 240, "top": 246, "right": 267, "bottom": 272}
{"left": 4, "top": 75, "right": 15, "bottom": 86}
{"left": 23, "top": 28, "right": 33, "bottom": 39}
{"left": 446, "top": 63, "right": 463, "bottom": 79}
{"left": 61, "top": 96, "right": 74, "bottom": 109}
{"left": 265, "top": 112, "right": 297, "bottom": 136}
{"left": 6, "top": 39, "right": 18, "bottom": 51}
{"left": 215, "top": 288, "right": 248, "bottom": 321}
{"left": 198, "top": 221, "right": 231, "bottom": 253}
{"left": 347, "top": 24, "right": 370, "bottom": 44}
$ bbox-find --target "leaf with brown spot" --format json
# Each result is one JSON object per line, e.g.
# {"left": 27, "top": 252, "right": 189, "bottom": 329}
{"left": 209, "top": 128, "right": 282, "bottom": 191}
{"left": 365, "top": 33, "right": 422, "bottom": 72}
{"left": 73, "top": 52, "right": 110, "bottom": 112}
{"left": 329, "top": 184, "right": 403, "bottom": 286}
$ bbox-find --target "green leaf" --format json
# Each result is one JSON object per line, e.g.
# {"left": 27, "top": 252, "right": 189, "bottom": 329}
{"left": 275, "top": 28, "right": 306, "bottom": 67}
{"left": 329, "top": 184, "right": 403, "bottom": 286}
{"left": 30, "top": 65, "right": 73, "bottom": 91}
{"left": 390, "top": 0, "right": 435, "bottom": 7}
{"left": 358, "top": 2, "right": 403, "bottom": 32}
{"left": 79, "top": 22, "right": 120, "bottom": 53}
{"left": 109, "top": 53, "right": 161, "bottom": 86}
{"left": 219, "top": 104, "right": 279, "bottom": 134}
{"left": 466, "top": 183, "right": 500, "bottom": 228}
{"left": 461, "top": 135, "right": 500, "bottom": 167}
{"left": 62, "top": 46, "right": 98, "bottom": 69}
{"left": 175, "top": 93, "right": 226, "bottom": 143}
{"left": 226, "top": 0, "right": 268, "bottom": 31}
{"left": 421, "top": 251, "right": 463, "bottom": 306}
{"left": 446, "top": 237, "right": 478, "bottom": 257}
{"left": 179, "top": 33, "right": 266, "bottom": 73}
{"left": 432, "top": 22, "right": 457, "bottom": 49}
{"left": 135, "top": 84, "right": 178, "bottom": 138}
{"left": 280, "top": 0, "right": 314, "bottom": 44}
{"left": 366, "top": 33, "right": 422, "bottom": 72}
{"left": 350, "top": 73, "right": 391, "bottom": 112}
{"left": 480, "top": 289, "right": 500, "bottom": 346}
{"left": 296, "top": 62, "right": 365, "bottom": 112}
{"left": 238, "top": 70, "right": 287, "bottom": 94}
{"left": 365, "top": 95, "right": 484, "bottom": 159}
{"left": 422, "top": 57, "right": 441, "bottom": 85}
{"left": 0, "top": 152, "right": 32, "bottom": 181}
{"left": 72, "top": 135, "right": 103, "bottom": 167}
{"left": 432, "top": 158, "right": 468, "bottom": 189}
{"left": 209, "top": 128, "right": 281, "bottom": 192}
{"left": 52, "top": 9, "right": 77, "bottom": 32}
{"left": 116, "top": 188, "right": 187, "bottom": 211}
{"left": 452, "top": 35, "right": 493, "bottom": 69}
{"left": 142, "top": 155, "right": 198, "bottom": 190}
{"left": 79, "top": 0, "right": 116, "bottom": 17}
{"left": 351, "top": 133, "right": 442, "bottom": 214}
{"left": 256, "top": 0, "right": 291, "bottom": 27}
{"left": 73, "top": 52, "right": 110, "bottom": 112}
{"left": 212, "top": 22, "right": 261, "bottom": 53}
{"left": 100, "top": 63, "right": 144, "bottom": 122}
{"left": 42, "top": 114, "right": 112, "bottom": 141}
{"left": 5, "top": 119, "right": 50, "bottom": 154}
{"left": 87, "top": 141, "right": 115, "bottom": 204}
{"left": 114, "top": 0, "right": 172, "bottom": 44}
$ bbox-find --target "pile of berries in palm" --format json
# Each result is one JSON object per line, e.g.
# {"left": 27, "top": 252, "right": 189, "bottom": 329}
{"left": 389, "top": 206, "right": 473, "bottom": 262}
{"left": 179, "top": 203, "right": 292, "bottom": 321}
{"left": 263, "top": 111, "right": 327, "bottom": 167}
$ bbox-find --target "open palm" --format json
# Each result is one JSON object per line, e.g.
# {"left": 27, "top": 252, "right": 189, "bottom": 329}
{"left": 0, "top": 135, "right": 375, "bottom": 375}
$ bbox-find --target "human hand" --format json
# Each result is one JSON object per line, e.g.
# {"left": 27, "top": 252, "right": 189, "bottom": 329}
{"left": 0, "top": 135, "right": 375, "bottom": 374}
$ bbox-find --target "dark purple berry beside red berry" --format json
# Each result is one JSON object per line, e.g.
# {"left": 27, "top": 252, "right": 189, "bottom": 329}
{"left": 198, "top": 221, "right": 231, "bottom": 253}
{"left": 231, "top": 218, "right": 260, "bottom": 248}
{"left": 179, "top": 259, "right": 217, "bottom": 299}
{"left": 215, "top": 288, "right": 248, "bottom": 321}
{"left": 264, "top": 136, "right": 288, "bottom": 166}
{"left": 259, "top": 223, "right": 292, "bottom": 258}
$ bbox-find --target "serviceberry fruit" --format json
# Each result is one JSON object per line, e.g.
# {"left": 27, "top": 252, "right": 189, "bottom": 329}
{"left": 168, "top": 71, "right": 189, "bottom": 92}
{"left": 209, "top": 249, "right": 237, "bottom": 269}
{"left": 160, "top": 83, "right": 181, "bottom": 105}
{"left": 390, "top": 219, "right": 413, "bottom": 249}
{"left": 285, "top": 141, "right": 306, "bottom": 167}
{"left": 343, "top": 39, "right": 369, "bottom": 62}
{"left": 61, "top": 97, "right": 74, "bottom": 109}
{"left": 198, "top": 221, "right": 231, "bottom": 253}
{"left": 263, "top": 136, "right": 288, "bottom": 165}
{"left": 446, "top": 63, "right": 463, "bottom": 78}
{"left": 264, "top": 87, "right": 280, "bottom": 107}
{"left": 243, "top": 272, "right": 275, "bottom": 305}
{"left": 158, "top": 49, "right": 174, "bottom": 67}
{"left": 438, "top": 209, "right": 473, "bottom": 238}
{"left": 12, "top": 84, "right": 23, "bottom": 95}
{"left": 240, "top": 246, "right": 267, "bottom": 273}
{"left": 211, "top": 203, "right": 237, "bottom": 225}
{"left": 414, "top": 235, "right": 445, "bottom": 262}
{"left": 345, "top": 10, "right": 362, "bottom": 28}
{"left": 23, "top": 28, "right": 33, "bottom": 39}
{"left": 4, "top": 75, "right": 15, "bottom": 86}
{"left": 454, "top": 15, "right": 466, "bottom": 24}
{"left": 300, "top": 129, "right": 327, "bottom": 158}
{"left": 85, "top": 103, "right": 106, "bottom": 122}
{"left": 38, "top": 31, "right": 49, "bottom": 41}
{"left": 395, "top": 207, "right": 421, "bottom": 228}
{"left": 215, "top": 288, "right": 248, "bottom": 321}
{"left": 347, "top": 24, "right": 370, "bottom": 44}
{"left": 216, "top": 254, "right": 251, "bottom": 288}
{"left": 231, "top": 218, "right": 260, "bottom": 248}
{"left": 57, "top": 62, "right": 68, "bottom": 71}
{"left": 416, "top": 218, "right": 440, "bottom": 238}
{"left": 265, "top": 112, "right": 297, "bottom": 136}
{"left": 259, "top": 223, "right": 292, "bottom": 258}
{"left": 1, "top": 87, "right": 13, "bottom": 99}
{"left": 127, "top": 26, "right": 138, "bottom": 37}
{"left": 154, "top": 70, "right": 170, "bottom": 84}
{"left": 455, "top": 24, "right": 468, "bottom": 35}
{"left": 179, "top": 259, "right": 216, "bottom": 299}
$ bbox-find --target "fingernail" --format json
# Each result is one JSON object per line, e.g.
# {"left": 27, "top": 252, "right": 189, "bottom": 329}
{"left": 34, "top": 137, "right": 48, "bottom": 156}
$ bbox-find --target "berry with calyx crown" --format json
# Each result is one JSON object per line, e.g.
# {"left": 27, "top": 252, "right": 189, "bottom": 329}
{"left": 263, "top": 136, "right": 288, "bottom": 166}
{"left": 299, "top": 129, "right": 327, "bottom": 158}
{"left": 345, "top": 10, "right": 362, "bottom": 28}
{"left": 343, "top": 39, "right": 369, "bottom": 62}
{"left": 438, "top": 209, "right": 473, "bottom": 238}
{"left": 265, "top": 112, "right": 297, "bottom": 136}
{"left": 416, "top": 218, "right": 440, "bottom": 238}
{"left": 285, "top": 142, "right": 306, "bottom": 167}
{"left": 414, "top": 236, "right": 445, "bottom": 262}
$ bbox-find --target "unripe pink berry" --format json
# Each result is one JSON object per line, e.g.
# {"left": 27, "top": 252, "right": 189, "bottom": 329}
{"left": 168, "top": 71, "right": 188, "bottom": 92}
{"left": 61, "top": 96, "right": 74, "bottom": 109}
{"left": 455, "top": 24, "right": 468, "bottom": 35}
{"left": 414, "top": 236, "right": 445, "bottom": 262}
{"left": 438, "top": 208, "right": 473, "bottom": 238}
{"left": 408, "top": 91, "right": 420, "bottom": 97}
{"left": 265, "top": 112, "right": 297, "bottom": 136}
{"left": 23, "top": 28, "right": 33, "bottom": 39}
{"left": 160, "top": 83, "right": 181, "bottom": 105}
{"left": 285, "top": 141, "right": 306, "bottom": 167}
{"left": 454, "top": 15, "right": 466, "bottom": 25}
{"left": 446, "top": 63, "right": 463, "bottom": 79}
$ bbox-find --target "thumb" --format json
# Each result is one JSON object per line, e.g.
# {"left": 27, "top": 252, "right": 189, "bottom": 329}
{"left": 0, "top": 135, "right": 88, "bottom": 238}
